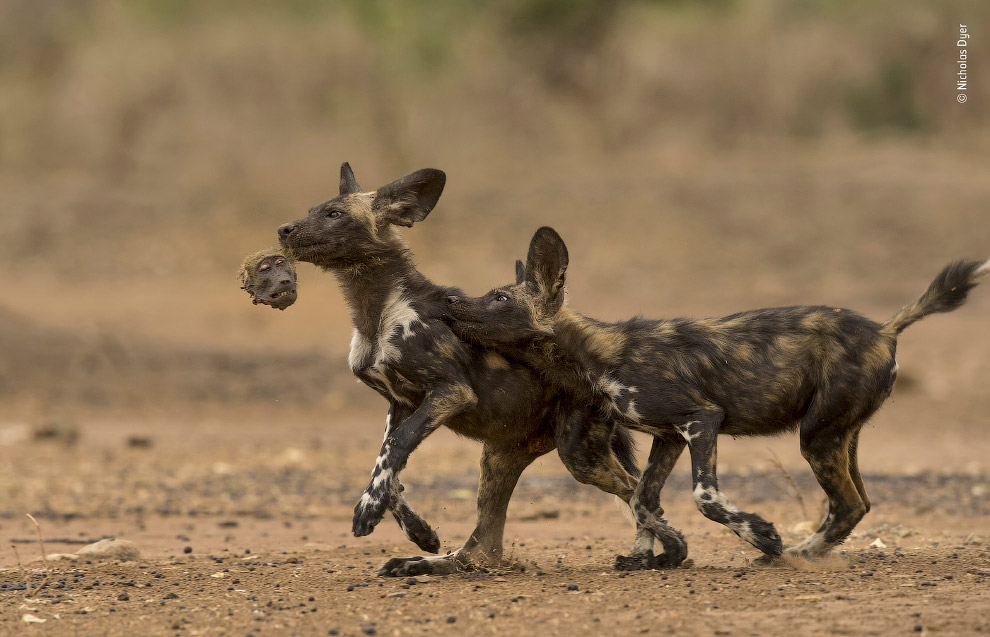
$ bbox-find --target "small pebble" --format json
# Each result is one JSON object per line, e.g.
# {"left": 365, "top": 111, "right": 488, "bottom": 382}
{"left": 184, "top": 546, "right": 193, "bottom": 554}
{"left": 117, "top": 592, "right": 129, "bottom": 601}
{"left": 446, "top": 616, "right": 457, "bottom": 624}
{"left": 362, "top": 626, "right": 376, "bottom": 635}
{"left": 566, "top": 583, "right": 579, "bottom": 591}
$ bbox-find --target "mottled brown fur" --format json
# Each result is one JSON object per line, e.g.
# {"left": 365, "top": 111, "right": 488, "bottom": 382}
{"left": 277, "top": 167, "right": 642, "bottom": 576}
{"left": 447, "top": 227, "right": 989, "bottom": 565}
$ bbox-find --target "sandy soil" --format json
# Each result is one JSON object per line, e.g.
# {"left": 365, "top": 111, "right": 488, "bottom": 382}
{"left": 2, "top": 401, "right": 990, "bottom": 636}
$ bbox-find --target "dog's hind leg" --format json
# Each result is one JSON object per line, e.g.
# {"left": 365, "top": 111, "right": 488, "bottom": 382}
{"left": 378, "top": 442, "right": 543, "bottom": 576}
{"left": 846, "top": 428, "right": 871, "bottom": 515}
{"left": 556, "top": 406, "right": 639, "bottom": 503}
{"left": 683, "top": 408, "right": 783, "bottom": 558}
{"left": 616, "top": 430, "right": 688, "bottom": 570}
{"left": 787, "top": 414, "right": 869, "bottom": 559}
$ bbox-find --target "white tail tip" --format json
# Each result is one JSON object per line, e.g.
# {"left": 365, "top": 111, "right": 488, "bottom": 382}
{"left": 975, "top": 259, "right": 990, "bottom": 278}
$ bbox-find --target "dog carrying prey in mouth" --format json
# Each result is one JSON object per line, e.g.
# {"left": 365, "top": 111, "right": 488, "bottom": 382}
{"left": 275, "top": 165, "right": 648, "bottom": 576}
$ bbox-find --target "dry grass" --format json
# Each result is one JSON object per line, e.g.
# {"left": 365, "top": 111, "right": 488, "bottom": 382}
{"left": 767, "top": 449, "right": 810, "bottom": 521}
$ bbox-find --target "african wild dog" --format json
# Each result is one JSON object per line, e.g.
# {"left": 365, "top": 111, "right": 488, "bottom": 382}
{"left": 445, "top": 226, "right": 989, "bottom": 566}
{"left": 276, "top": 165, "right": 645, "bottom": 576}
{"left": 238, "top": 248, "right": 299, "bottom": 310}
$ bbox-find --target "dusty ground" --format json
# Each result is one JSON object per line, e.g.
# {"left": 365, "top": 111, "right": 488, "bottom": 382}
{"left": 2, "top": 399, "right": 990, "bottom": 636}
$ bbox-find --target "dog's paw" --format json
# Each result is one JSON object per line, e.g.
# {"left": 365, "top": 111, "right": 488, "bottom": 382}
{"left": 752, "top": 553, "right": 784, "bottom": 566}
{"left": 614, "top": 551, "right": 660, "bottom": 571}
{"left": 392, "top": 509, "right": 441, "bottom": 554}
{"left": 747, "top": 520, "right": 783, "bottom": 557}
{"left": 377, "top": 554, "right": 460, "bottom": 577}
{"left": 352, "top": 492, "right": 389, "bottom": 537}
{"left": 656, "top": 531, "right": 689, "bottom": 565}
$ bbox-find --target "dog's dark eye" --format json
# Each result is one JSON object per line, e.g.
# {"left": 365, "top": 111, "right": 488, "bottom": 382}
{"left": 495, "top": 294, "right": 508, "bottom": 302}
{"left": 327, "top": 210, "right": 341, "bottom": 219}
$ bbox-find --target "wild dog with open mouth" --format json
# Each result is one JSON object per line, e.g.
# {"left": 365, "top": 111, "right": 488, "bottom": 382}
{"left": 277, "top": 166, "right": 644, "bottom": 576}
{"left": 238, "top": 248, "right": 299, "bottom": 310}
{"left": 445, "top": 226, "right": 989, "bottom": 565}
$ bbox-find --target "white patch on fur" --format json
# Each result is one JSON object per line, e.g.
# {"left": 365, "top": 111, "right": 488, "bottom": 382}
{"left": 624, "top": 399, "right": 642, "bottom": 423}
{"left": 379, "top": 286, "right": 420, "bottom": 358}
{"left": 975, "top": 259, "right": 990, "bottom": 277}
{"left": 349, "top": 329, "right": 374, "bottom": 371}
{"left": 694, "top": 483, "right": 768, "bottom": 545}
{"left": 675, "top": 420, "right": 702, "bottom": 443}
{"left": 692, "top": 483, "right": 740, "bottom": 514}
{"left": 371, "top": 467, "right": 393, "bottom": 490}
{"left": 417, "top": 551, "right": 460, "bottom": 566}
{"left": 597, "top": 376, "right": 627, "bottom": 399}
{"left": 789, "top": 530, "right": 828, "bottom": 556}
{"left": 349, "top": 287, "right": 420, "bottom": 371}
{"left": 735, "top": 520, "right": 757, "bottom": 545}
{"left": 631, "top": 528, "right": 655, "bottom": 555}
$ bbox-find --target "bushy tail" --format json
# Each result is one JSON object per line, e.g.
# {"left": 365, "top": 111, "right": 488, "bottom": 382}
{"left": 881, "top": 259, "right": 990, "bottom": 336}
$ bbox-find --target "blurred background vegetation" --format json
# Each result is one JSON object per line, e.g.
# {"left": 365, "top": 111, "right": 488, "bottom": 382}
{"left": 0, "top": 0, "right": 988, "bottom": 420}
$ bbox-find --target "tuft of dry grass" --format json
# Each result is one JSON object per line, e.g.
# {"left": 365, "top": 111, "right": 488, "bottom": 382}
{"left": 766, "top": 449, "right": 809, "bottom": 521}
{"left": 23, "top": 513, "right": 52, "bottom": 600}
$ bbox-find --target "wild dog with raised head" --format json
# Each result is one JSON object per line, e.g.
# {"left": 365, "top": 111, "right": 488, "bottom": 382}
{"left": 445, "top": 226, "right": 989, "bottom": 565}
{"left": 277, "top": 167, "right": 645, "bottom": 576}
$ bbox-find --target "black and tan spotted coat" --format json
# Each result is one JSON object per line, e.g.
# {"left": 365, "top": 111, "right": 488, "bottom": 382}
{"left": 276, "top": 167, "right": 641, "bottom": 576}
{"left": 446, "top": 226, "right": 989, "bottom": 565}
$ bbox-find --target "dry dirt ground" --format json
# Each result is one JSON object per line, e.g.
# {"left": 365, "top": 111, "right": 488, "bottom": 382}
{"left": 1, "top": 143, "right": 988, "bottom": 635}
{"left": 1, "top": 403, "right": 990, "bottom": 637}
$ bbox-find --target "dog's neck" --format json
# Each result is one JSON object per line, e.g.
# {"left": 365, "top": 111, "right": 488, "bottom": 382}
{"left": 333, "top": 246, "right": 433, "bottom": 341}
{"left": 524, "top": 307, "right": 627, "bottom": 396}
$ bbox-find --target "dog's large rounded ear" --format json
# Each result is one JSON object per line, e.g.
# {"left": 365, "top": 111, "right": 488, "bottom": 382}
{"left": 339, "top": 162, "right": 362, "bottom": 196}
{"left": 525, "top": 227, "right": 568, "bottom": 314}
{"left": 372, "top": 168, "right": 446, "bottom": 228}
{"left": 515, "top": 259, "right": 526, "bottom": 285}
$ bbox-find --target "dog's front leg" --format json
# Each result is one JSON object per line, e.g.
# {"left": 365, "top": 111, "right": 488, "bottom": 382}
{"left": 617, "top": 431, "right": 688, "bottom": 570}
{"left": 352, "top": 383, "right": 477, "bottom": 538}
{"left": 377, "top": 442, "right": 543, "bottom": 577}
{"left": 382, "top": 402, "right": 441, "bottom": 553}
